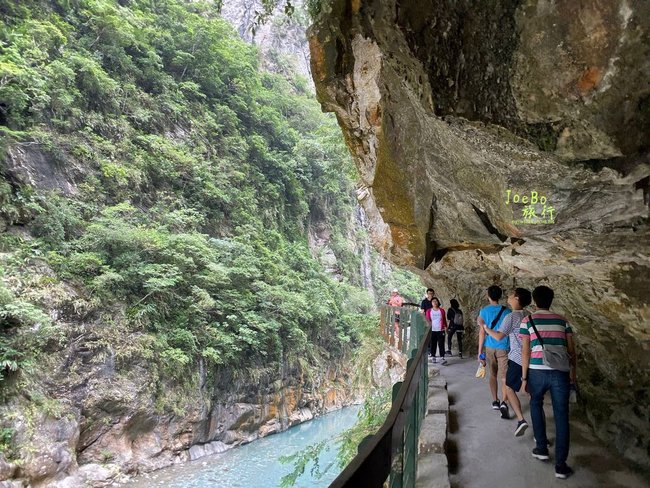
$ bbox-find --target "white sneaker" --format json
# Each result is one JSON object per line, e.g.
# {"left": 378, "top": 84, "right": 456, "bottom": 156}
{"left": 433, "top": 357, "right": 437, "bottom": 363}
{"left": 440, "top": 358, "right": 448, "bottom": 365}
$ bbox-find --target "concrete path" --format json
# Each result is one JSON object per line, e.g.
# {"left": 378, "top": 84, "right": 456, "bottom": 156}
{"left": 434, "top": 356, "right": 649, "bottom": 488}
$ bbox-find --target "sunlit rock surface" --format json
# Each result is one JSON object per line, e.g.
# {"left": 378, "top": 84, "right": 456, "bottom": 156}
{"left": 309, "top": 0, "right": 649, "bottom": 468}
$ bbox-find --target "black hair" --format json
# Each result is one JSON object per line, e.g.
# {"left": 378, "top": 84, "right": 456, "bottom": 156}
{"left": 431, "top": 297, "right": 441, "bottom": 306}
{"left": 450, "top": 298, "right": 460, "bottom": 309}
{"left": 487, "top": 285, "right": 503, "bottom": 301}
{"left": 532, "top": 285, "right": 554, "bottom": 309}
{"left": 426, "top": 288, "right": 435, "bottom": 294}
{"left": 513, "top": 288, "right": 532, "bottom": 308}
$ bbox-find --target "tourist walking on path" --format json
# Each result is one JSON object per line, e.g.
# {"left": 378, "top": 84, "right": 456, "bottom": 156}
{"left": 477, "top": 285, "right": 511, "bottom": 412}
{"left": 520, "top": 285, "right": 577, "bottom": 479}
{"left": 387, "top": 288, "right": 404, "bottom": 331}
{"left": 446, "top": 298, "right": 465, "bottom": 358}
{"left": 426, "top": 297, "right": 447, "bottom": 364}
{"left": 439, "top": 357, "right": 647, "bottom": 488}
{"left": 483, "top": 288, "right": 532, "bottom": 435}
{"left": 419, "top": 288, "right": 435, "bottom": 314}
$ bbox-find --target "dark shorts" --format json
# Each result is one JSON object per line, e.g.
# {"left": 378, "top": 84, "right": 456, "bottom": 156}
{"left": 505, "top": 359, "right": 523, "bottom": 392}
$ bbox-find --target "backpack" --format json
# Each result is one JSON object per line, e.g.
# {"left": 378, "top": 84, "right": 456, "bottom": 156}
{"left": 453, "top": 309, "right": 464, "bottom": 326}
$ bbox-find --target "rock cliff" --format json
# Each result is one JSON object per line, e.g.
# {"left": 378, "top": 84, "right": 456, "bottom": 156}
{"left": 309, "top": 0, "right": 649, "bottom": 468}
{"left": 0, "top": 336, "right": 359, "bottom": 487}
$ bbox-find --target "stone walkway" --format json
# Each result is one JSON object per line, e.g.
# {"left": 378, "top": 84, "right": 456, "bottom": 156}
{"left": 424, "top": 356, "right": 649, "bottom": 488}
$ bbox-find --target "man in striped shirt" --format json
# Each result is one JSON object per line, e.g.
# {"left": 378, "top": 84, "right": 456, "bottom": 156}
{"left": 520, "top": 286, "right": 577, "bottom": 480}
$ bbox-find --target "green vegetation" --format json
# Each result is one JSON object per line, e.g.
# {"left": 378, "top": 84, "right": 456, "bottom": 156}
{"left": 0, "top": 0, "right": 371, "bottom": 385}
{"left": 0, "top": 0, "right": 421, "bottom": 396}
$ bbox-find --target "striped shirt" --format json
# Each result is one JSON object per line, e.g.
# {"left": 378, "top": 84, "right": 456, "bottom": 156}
{"left": 519, "top": 310, "right": 573, "bottom": 370}
{"left": 497, "top": 310, "right": 528, "bottom": 365}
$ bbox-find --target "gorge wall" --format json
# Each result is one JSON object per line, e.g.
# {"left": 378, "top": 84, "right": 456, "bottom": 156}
{"left": 309, "top": 0, "right": 650, "bottom": 469}
{"left": 0, "top": 302, "right": 360, "bottom": 488}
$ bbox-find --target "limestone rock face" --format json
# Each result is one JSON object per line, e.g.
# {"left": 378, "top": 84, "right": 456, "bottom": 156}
{"left": 309, "top": 0, "right": 649, "bottom": 468}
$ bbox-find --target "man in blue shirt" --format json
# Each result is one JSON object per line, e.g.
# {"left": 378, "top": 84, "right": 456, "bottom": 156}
{"left": 477, "top": 285, "right": 511, "bottom": 416}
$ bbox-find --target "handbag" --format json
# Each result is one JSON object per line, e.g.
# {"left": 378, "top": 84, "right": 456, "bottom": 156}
{"left": 528, "top": 316, "right": 571, "bottom": 372}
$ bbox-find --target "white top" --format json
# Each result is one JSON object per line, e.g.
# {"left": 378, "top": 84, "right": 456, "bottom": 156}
{"left": 429, "top": 308, "right": 443, "bottom": 331}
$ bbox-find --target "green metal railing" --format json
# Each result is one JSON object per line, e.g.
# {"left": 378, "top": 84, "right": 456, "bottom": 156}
{"left": 329, "top": 309, "right": 431, "bottom": 488}
{"left": 380, "top": 304, "right": 420, "bottom": 353}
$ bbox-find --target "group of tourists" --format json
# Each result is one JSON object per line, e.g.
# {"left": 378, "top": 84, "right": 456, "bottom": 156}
{"left": 477, "top": 284, "right": 577, "bottom": 480}
{"left": 417, "top": 288, "right": 464, "bottom": 364}
{"left": 386, "top": 283, "right": 577, "bottom": 479}
{"left": 387, "top": 287, "right": 465, "bottom": 364}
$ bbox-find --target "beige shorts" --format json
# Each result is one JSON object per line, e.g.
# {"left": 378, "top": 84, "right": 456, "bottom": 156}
{"left": 486, "top": 347, "right": 508, "bottom": 381}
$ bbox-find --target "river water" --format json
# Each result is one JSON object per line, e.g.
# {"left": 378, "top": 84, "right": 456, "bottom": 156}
{"left": 123, "top": 405, "right": 362, "bottom": 488}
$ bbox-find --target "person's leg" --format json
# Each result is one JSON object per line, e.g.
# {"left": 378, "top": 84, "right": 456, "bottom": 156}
{"left": 505, "top": 360, "right": 525, "bottom": 421}
{"left": 431, "top": 331, "right": 442, "bottom": 361}
{"left": 528, "top": 369, "right": 550, "bottom": 455}
{"left": 446, "top": 327, "right": 454, "bottom": 354}
{"left": 506, "top": 386, "right": 523, "bottom": 417}
{"left": 496, "top": 349, "right": 510, "bottom": 418}
{"left": 549, "top": 370, "right": 571, "bottom": 468}
{"left": 457, "top": 330, "right": 464, "bottom": 357}
{"left": 438, "top": 332, "right": 446, "bottom": 358}
{"left": 496, "top": 350, "right": 509, "bottom": 402}
{"left": 486, "top": 348, "right": 499, "bottom": 404}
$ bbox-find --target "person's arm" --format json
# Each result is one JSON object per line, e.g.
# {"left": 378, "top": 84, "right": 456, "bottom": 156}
{"left": 484, "top": 313, "right": 509, "bottom": 340}
{"left": 520, "top": 332, "right": 530, "bottom": 393}
{"left": 477, "top": 311, "right": 485, "bottom": 362}
{"left": 567, "top": 333, "right": 577, "bottom": 384}
{"left": 441, "top": 308, "right": 447, "bottom": 331}
{"left": 483, "top": 324, "right": 507, "bottom": 340}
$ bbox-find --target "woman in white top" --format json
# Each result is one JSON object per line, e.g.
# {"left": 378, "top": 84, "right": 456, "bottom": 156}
{"left": 426, "top": 298, "right": 448, "bottom": 364}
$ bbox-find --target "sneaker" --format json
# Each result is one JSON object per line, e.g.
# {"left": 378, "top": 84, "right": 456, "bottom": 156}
{"left": 440, "top": 358, "right": 448, "bottom": 365}
{"left": 433, "top": 357, "right": 437, "bottom": 363}
{"left": 555, "top": 464, "right": 574, "bottom": 479}
{"left": 532, "top": 447, "right": 550, "bottom": 461}
{"left": 500, "top": 401, "right": 509, "bottom": 419}
{"left": 459, "top": 353, "right": 463, "bottom": 358}
{"left": 445, "top": 350, "right": 452, "bottom": 356}
{"left": 492, "top": 400, "right": 500, "bottom": 410}
{"left": 514, "top": 419, "right": 528, "bottom": 436}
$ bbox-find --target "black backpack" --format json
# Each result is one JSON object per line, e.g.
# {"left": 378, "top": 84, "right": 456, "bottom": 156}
{"left": 453, "top": 309, "right": 464, "bottom": 326}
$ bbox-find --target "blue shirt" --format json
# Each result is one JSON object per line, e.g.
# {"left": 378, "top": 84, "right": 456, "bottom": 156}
{"left": 480, "top": 304, "right": 511, "bottom": 350}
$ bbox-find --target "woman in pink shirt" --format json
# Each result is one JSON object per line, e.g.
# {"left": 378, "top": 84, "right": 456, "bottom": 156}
{"left": 426, "top": 297, "right": 448, "bottom": 364}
